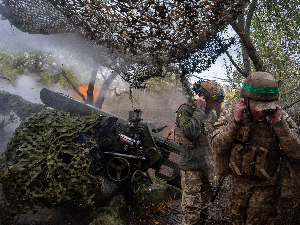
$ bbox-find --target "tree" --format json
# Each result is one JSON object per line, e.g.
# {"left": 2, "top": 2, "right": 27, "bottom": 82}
{"left": 221, "top": 0, "right": 300, "bottom": 110}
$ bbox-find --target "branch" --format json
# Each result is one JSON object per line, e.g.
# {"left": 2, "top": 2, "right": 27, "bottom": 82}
{"left": 224, "top": 49, "right": 247, "bottom": 78}
{"left": 107, "top": 83, "right": 140, "bottom": 104}
{"left": 241, "top": 0, "right": 257, "bottom": 76}
{"left": 44, "top": 61, "right": 87, "bottom": 102}
{"left": 94, "top": 71, "right": 118, "bottom": 109}
{"left": 107, "top": 81, "right": 120, "bottom": 95}
{"left": 245, "top": 0, "right": 257, "bottom": 37}
{"left": 215, "top": 37, "right": 247, "bottom": 78}
{"left": 230, "top": 21, "right": 266, "bottom": 72}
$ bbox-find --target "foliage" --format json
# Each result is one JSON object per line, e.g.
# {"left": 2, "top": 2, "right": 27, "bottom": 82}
{"left": 0, "top": 51, "right": 83, "bottom": 88}
{"left": 223, "top": 59, "right": 245, "bottom": 104}
{"left": 223, "top": 81, "right": 243, "bottom": 105}
{"left": 224, "top": 0, "right": 300, "bottom": 119}
{"left": 251, "top": 0, "right": 300, "bottom": 108}
{"left": 285, "top": 104, "right": 300, "bottom": 126}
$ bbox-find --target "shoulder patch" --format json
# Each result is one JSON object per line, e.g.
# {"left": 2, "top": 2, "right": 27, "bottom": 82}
{"left": 178, "top": 112, "right": 182, "bottom": 118}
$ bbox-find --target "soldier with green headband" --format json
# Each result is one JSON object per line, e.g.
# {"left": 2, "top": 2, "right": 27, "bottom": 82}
{"left": 212, "top": 72, "right": 300, "bottom": 225}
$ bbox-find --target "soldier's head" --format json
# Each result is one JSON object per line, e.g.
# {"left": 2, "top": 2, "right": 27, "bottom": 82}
{"left": 193, "top": 79, "right": 224, "bottom": 109}
{"left": 240, "top": 71, "right": 279, "bottom": 118}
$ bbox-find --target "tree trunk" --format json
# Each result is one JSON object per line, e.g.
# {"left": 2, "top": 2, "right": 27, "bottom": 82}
{"left": 94, "top": 71, "right": 118, "bottom": 109}
{"left": 237, "top": 7, "right": 251, "bottom": 77}
{"left": 231, "top": 21, "right": 266, "bottom": 73}
{"left": 242, "top": 0, "right": 258, "bottom": 77}
{"left": 86, "top": 61, "right": 98, "bottom": 105}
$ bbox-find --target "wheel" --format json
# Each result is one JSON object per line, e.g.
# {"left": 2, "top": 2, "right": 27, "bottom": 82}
{"left": 131, "top": 170, "right": 143, "bottom": 193}
{"left": 106, "top": 157, "right": 130, "bottom": 182}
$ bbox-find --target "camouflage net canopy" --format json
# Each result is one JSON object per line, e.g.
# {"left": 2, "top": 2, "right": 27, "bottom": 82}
{"left": 1, "top": 0, "right": 247, "bottom": 65}
{"left": 0, "top": 109, "right": 104, "bottom": 224}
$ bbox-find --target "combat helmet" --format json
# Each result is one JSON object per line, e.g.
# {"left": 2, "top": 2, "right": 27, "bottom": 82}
{"left": 193, "top": 79, "right": 224, "bottom": 102}
{"left": 240, "top": 71, "right": 279, "bottom": 111}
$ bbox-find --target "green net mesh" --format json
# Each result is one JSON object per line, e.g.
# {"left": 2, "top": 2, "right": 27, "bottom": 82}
{"left": 0, "top": 109, "right": 104, "bottom": 224}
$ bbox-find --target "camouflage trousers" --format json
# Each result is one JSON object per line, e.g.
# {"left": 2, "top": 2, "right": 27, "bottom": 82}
{"left": 230, "top": 180, "right": 278, "bottom": 225}
{"left": 181, "top": 170, "right": 212, "bottom": 225}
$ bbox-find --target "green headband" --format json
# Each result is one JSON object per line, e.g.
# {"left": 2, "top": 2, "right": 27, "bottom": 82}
{"left": 242, "top": 83, "right": 279, "bottom": 94}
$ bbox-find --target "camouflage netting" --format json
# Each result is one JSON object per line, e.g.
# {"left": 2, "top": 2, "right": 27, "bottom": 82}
{"left": 1, "top": 0, "right": 247, "bottom": 65}
{"left": 0, "top": 109, "right": 104, "bottom": 224}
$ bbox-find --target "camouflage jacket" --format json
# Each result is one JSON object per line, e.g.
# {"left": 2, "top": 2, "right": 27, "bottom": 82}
{"left": 212, "top": 106, "right": 300, "bottom": 185}
{"left": 175, "top": 102, "right": 217, "bottom": 173}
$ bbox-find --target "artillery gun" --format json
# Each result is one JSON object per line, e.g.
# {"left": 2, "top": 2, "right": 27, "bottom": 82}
{"left": 0, "top": 88, "right": 181, "bottom": 224}
{"left": 39, "top": 88, "right": 181, "bottom": 190}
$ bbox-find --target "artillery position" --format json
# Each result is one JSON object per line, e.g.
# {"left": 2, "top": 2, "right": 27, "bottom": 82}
{"left": 0, "top": 89, "right": 181, "bottom": 224}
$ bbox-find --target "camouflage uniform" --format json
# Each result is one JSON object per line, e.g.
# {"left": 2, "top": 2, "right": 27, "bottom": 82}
{"left": 175, "top": 102, "right": 217, "bottom": 225}
{"left": 212, "top": 72, "right": 300, "bottom": 225}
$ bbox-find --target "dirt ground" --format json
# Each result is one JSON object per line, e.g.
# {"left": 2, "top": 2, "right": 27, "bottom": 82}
{"left": 14, "top": 184, "right": 231, "bottom": 225}
{"left": 10, "top": 182, "right": 300, "bottom": 225}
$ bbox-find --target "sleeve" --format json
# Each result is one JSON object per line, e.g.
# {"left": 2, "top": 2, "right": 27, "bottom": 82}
{"left": 272, "top": 110, "right": 300, "bottom": 161}
{"left": 176, "top": 104, "right": 205, "bottom": 142}
{"left": 212, "top": 107, "right": 242, "bottom": 156}
{"left": 211, "top": 107, "right": 242, "bottom": 175}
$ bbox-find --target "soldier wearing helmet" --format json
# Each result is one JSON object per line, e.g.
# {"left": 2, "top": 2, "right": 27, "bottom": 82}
{"left": 212, "top": 72, "right": 300, "bottom": 225}
{"left": 175, "top": 79, "right": 224, "bottom": 225}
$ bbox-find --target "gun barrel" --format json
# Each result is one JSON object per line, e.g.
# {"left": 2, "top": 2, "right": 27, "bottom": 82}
{"left": 40, "top": 88, "right": 129, "bottom": 125}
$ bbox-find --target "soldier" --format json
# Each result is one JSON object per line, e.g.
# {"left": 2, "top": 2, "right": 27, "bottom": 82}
{"left": 212, "top": 72, "right": 300, "bottom": 225}
{"left": 175, "top": 79, "right": 224, "bottom": 225}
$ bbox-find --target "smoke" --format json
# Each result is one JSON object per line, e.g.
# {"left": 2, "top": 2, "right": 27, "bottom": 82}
{"left": 101, "top": 83, "right": 186, "bottom": 138}
{"left": 1, "top": 75, "right": 42, "bottom": 103}
{"left": 0, "top": 18, "right": 117, "bottom": 82}
{"left": 0, "top": 15, "right": 188, "bottom": 154}
{"left": 0, "top": 18, "right": 113, "bottom": 153}
{"left": 0, "top": 114, "right": 20, "bottom": 155}
{"left": 0, "top": 75, "right": 42, "bottom": 153}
